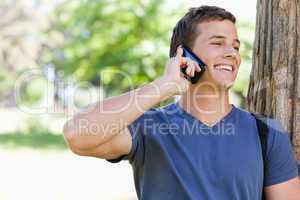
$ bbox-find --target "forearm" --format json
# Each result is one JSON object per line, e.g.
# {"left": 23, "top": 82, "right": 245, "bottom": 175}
{"left": 63, "top": 76, "right": 177, "bottom": 149}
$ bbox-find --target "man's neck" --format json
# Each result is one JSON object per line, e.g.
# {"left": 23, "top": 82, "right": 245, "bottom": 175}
{"left": 178, "top": 84, "right": 233, "bottom": 126}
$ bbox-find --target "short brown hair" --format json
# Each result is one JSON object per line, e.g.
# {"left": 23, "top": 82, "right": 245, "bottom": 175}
{"left": 169, "top": 6, "right": 236, "bottom": 57}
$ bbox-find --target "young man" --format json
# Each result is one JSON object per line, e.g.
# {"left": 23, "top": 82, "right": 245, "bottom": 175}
{"left": 63, "top": 6, "right": 300, "bottom": 200}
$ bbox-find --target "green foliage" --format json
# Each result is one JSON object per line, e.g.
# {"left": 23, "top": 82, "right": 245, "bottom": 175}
{"left": 0, "top": 67, "right": 15, "bottom": 96}
{"left": 0, "top": 0, "right": 48, "bottom": 100}
{"left": 48, "top": 0, "right": 175, "bottom": 96}
{"left": 234, "top": 21, "right": 255, "bottom": 97}
{"left": 16, "top": 77, "right": 47, "bottom": 105}
{"left": 48, "top": 0, "right": 255, "bottom": 103}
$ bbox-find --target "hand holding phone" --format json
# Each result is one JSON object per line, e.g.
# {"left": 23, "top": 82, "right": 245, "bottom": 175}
{"left": 181, "top": 45, "right": 206, "bottom": 84}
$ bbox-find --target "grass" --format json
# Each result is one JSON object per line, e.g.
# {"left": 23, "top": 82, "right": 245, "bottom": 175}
{"left": 0, "top": 131, "right": 67, "bottom": 150}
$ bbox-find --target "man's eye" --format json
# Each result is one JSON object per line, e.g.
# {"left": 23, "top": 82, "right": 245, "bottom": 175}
{"left": 211, "top": 42, "right": 222, "bottom": 45}
{"left": 234, "top": 46, "right": 240, "bottom": 51}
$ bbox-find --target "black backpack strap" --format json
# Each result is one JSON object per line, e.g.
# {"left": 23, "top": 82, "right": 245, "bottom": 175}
{"left": 251, "top": 113, "right": 269, "bottom": 200}
{"left": 251, "top": 113, "right": 269, "bottom": 166}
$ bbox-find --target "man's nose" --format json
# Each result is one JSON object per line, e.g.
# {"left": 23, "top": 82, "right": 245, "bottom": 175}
{"left": 223, "top": 47, "right": 237, "bottom": 59}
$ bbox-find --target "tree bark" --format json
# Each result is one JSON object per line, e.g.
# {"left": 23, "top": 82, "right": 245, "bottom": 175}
{"left": 247, "top": 0, "right": 300, "bottom": 162}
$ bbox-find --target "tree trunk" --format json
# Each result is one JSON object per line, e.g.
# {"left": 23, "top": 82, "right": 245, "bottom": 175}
{"left": 247, "top": 0, "right": 300, "bottom": 162}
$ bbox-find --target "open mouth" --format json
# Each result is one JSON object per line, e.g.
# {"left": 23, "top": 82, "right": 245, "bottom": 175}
{"left": 214, "top": 64, "right": 234, "bottom": 72}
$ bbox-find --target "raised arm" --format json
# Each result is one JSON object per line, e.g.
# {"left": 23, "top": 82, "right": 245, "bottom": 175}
{"left": 62, "top": 46, "right": 200, "bottom": 159}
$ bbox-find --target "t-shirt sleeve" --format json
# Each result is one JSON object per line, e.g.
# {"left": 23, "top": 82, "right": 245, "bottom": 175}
{"left": 106, "top": 107, "right": 158, "bottom": 165}
{"left": 264, "top": 119, "right": 299, "bottom": 187}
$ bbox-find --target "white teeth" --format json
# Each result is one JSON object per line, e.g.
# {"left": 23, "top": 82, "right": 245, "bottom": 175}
{"left": 215, "top": 65, "right": 233, "bottom": 71}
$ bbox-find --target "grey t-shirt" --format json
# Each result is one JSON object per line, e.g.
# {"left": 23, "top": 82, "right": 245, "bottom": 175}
{"left": 108, "top": 102, "right": 298, "bottom": 200}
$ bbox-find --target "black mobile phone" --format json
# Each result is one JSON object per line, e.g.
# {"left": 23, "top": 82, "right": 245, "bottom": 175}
{"left": 181, "top": 46, "right": 206, "bottom": 84}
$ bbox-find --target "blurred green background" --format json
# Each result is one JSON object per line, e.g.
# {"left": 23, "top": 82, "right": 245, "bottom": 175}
{"left": 0, "top": 0, "right": 256, "bottom": 199}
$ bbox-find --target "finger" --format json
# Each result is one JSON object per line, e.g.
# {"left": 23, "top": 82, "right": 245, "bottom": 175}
{"left": 188, "top": 60, "right": 201, "bottom": 72}
{"left": 195, "top": 63, "right": 201, "bottom": 72}
{"left": 190, "top": 61, "right": 197, "bottom": 77}
{"left": 179, "top": 57, "right": 188, "bottom": 67}
{"left": 176, "top": 46, "right": 183, "bottom": 59}
{"left": 189, "top": 60, "right": 196, "bottom": 77}
{"left": 186, "top": 60, "right": 195, "bottom": 77}
{"left": 191, "top": 63, "right": 195, "bottom": 77}
{"left": 191, "top": 65, "right": 195, "bottom": 77}
{"left": 186, "top": 65, "right": 191, "bottom": 75}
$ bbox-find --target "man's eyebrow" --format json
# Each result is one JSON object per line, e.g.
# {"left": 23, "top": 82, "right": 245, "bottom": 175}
{"left": 208, "top": 35, "right": 240, "bottom": 45}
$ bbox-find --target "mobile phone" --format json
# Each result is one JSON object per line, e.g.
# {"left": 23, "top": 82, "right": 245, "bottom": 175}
{"left": 181, "top": 45, "right": 206, "bottom": 84}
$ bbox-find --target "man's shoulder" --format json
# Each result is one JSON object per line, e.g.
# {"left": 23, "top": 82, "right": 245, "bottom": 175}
{"left": 237, "top": 107, "right": 289, "bottom": 148}
{"left": 239, "top": 107, "right": 284, "bottom": 133}
{"left": 232, "top": 105, "right": 257, "bottom": 123}
{"left": 234, "top": 106, "right": 280, "bottom": 127}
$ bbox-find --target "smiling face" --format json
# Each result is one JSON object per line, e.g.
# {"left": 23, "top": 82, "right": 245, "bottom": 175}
{"left": 191, "top": 20, "right": 241, "bottom": 89}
